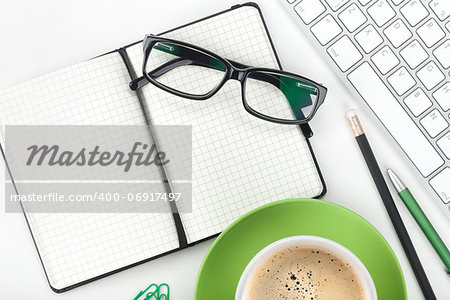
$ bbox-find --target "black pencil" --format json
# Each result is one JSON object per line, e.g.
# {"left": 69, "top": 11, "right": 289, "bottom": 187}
{"left": 346, "top": 110, "right": 436, "bottom": 300}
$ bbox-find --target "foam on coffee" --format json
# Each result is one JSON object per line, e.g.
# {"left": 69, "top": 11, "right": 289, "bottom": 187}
{"left": 243, "top": 246, "right": 367, "bottom": 300}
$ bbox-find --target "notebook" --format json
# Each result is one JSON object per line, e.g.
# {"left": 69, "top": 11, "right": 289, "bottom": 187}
{"left": 0, "top": 3, "right": 325, "bottom": 292}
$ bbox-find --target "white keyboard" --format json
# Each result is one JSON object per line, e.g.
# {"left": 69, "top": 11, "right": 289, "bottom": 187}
{"left": 280, "top": 0, "right": 450, "bottom": 218}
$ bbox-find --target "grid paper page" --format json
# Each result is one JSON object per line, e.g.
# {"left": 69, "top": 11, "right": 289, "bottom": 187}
{"left": 0, "top": 52, "right": 179, "bottom": 290}
{"left": 126, "top": 5, "right": 324, "bottom": 243}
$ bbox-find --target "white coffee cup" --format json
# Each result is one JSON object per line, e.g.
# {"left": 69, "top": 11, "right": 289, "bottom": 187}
{"left": 235, "top": 235, "right": 377, "bottom": 300}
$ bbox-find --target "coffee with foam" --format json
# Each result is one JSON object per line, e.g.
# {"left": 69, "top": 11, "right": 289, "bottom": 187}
{"left": 243, "top": 246, "right": 366, "bottom": 299}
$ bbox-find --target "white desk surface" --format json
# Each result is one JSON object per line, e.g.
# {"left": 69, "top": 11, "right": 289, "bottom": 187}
{"left": 0, "top": 0, "right": 448, "bottom": 299}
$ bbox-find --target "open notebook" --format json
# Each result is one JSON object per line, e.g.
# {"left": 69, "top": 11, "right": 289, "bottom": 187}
{"left": 0, "top": 3, "right": 325, "bottom": 292}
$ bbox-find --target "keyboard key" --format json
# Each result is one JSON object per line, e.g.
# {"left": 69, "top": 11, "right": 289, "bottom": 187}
{"left": 311, "top": 15, "right": 343, "bottom": 45}
{"left": 417, "top": 19, "right": 446, "bottom": 47}
{"left": 400, "top": 0, "right": 429, "bottom": 26}
{"left": 388, "top": 67, "right": 416, "bottom": 95}
{"left": 404, "top": 88, "right": 432, "bottom": 116}
{"left": 420, "top": 109, "right": 449, "bottom": 137}
{"left": 391, "top": 0, "right": 405, "bottom": 5}
{"left": 447, "top": 22, "right": 450, "bottom": 32}
{"left": 367, "top": 0, "right": 396, "bottom": 27}
{"left": 324, "top": 0, "right": 349, "bottom": 11}
{"left": 433, "top": 82, "right": 450, "bottom": 111}
{"left": 327, "top": 35, "right": 363, "bottom": 71}
{"left": 437, "top": 132, "right": 450, "bottom": 159}
{"left": 294, "top": 0, "right": 326, "bottom": 25}
{"left": 384, "top": 19, "right": 412, "bottom": 48}
{"left": 417, "top": 61, "right": 445, "bottom": 90}
{"left": 429, "top": 167, "right": 450, "bottom": 203}
{"left": 359, "top": 0, "right": 372, "bottom": 5}
{"left": 429, "top": 0, "right": 450, "bottom": 21}
{"left": 355, "top": 25, "right": 383, "bottom": 53}
{"left": 434, "top": 40, "right": 450, "bottom": 68}
{"left": 347, "top": 63, "right": 444, "bottom": 176}
{"left": 339, "top": 4, "right": 367, "bottom": 32}
{"left": 371, "top": 46, "right": 400, "bottom": 74}
{"left": 400, "top": 40, "right": 428, "bottom": 69}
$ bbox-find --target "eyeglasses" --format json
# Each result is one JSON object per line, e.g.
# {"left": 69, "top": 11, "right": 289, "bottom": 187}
{"left": 130, "top": 35, "right": 327, "bottom": 125}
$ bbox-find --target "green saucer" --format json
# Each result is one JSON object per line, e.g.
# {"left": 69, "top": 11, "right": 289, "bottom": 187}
{"left": 195, "top": 199, "right": 406, "bottom": 299}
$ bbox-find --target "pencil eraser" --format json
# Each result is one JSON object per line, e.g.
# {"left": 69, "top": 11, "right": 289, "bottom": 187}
{"left": 345, "top": 109, "right": 357, "bottom": 119}
{"left": 346, "top": 109, "right": 364, "bottom": 136}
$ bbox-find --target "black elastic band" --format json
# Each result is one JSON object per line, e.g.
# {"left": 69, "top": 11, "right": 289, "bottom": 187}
{"left": 118, "top": 47, "right": 188, "bottom": 248}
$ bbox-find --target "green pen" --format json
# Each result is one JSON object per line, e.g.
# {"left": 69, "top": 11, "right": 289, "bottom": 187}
{"left": 387, "top": 168, "right": 450, "bottom": 273}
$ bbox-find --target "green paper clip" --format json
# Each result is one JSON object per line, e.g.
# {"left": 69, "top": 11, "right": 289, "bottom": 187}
{"left": 157, "top": 283, "right": 169, "bottom": 300}
{"left": 133, "top": 283, "right": 169, "bottom": 300}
